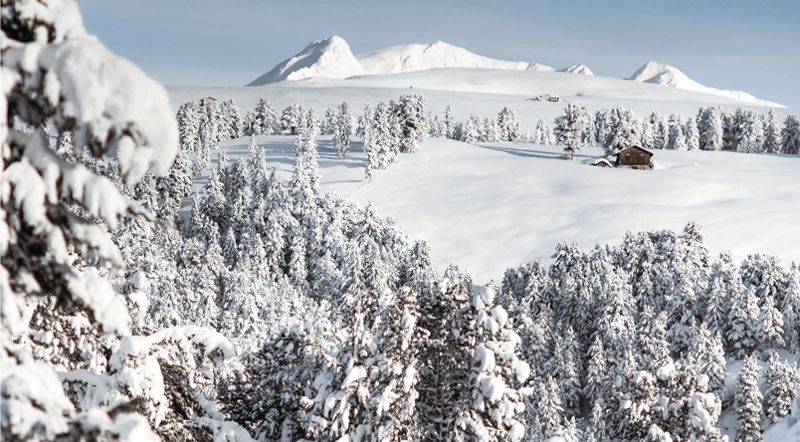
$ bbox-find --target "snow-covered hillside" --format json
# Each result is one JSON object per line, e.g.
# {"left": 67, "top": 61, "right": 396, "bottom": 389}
{"left": 172, "top": 69, "right": 791, "bottom": 136}
{"left": 628, "top": 60, "right": 784, "bottom": 108}
{"left": 208, "top": 135, "right": 800, "bottom": 282}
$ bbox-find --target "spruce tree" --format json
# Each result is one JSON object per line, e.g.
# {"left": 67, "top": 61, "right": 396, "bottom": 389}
{"left": 763, "top": 351, "right": 798, "bottom": 424}
{"left": 758, "top": 295, "right": 785, "bottom": 348}
{"left": 555, "top": 103, "right": 589, "bottom": 160}
{"left": 536, "top": 376, "right": 565, "bottom": 439}
{"left": 727, "top": 285, "right": 760, "bottom": 358}
{"left": 334, "top": 101, "right": 353, "bottom": 157}
{"left": 735, "top": 356, "right": 763, "bottom": 442}
{"left": 602, "top": 107, "right": 641, "bottom": 155}
{"left": 685, "top": 117, "right": 700, "bottom": 151}
{"left": 699, "top": 107, "right": 724, "bottom": 151}
{"left": 781, "top": 114, "right": 800, "bottom": 154}
{"left": 497, "top": 106, "right": 522, "bottom": 141}
{"left": 464, "top": 285, "right": 529, "bottom": 441}
{"left": 668, "top": 114, "right": 687, "bottom": 150}
{"left": 443, "top": 105, "right": 456, "bottom": 139}
{"left": 397, "top": 94, "right": 426, "bottom": 152}
{"left": 762, "top": 110, "right": 782, "bottom": 154}
{"left": 737, "top": 111, "right": 764, "bottom": 153}
{"left": 464, "top": 115, "right": 482, "bottom": 144}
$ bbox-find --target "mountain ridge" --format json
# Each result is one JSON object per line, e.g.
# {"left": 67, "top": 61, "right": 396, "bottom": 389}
{"left": 248, "top": 36, "right": 783, "bottom": 108}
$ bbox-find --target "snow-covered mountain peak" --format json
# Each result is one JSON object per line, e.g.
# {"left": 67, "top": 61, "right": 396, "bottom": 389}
{"left": 628, "top": 60, "right": 784, "bottom": 107}
{"left": 248, "top": 35, "right": 363, "bottom": 86}
{"left": 559, "top": 64, "right": 594, "bottom": 76}
{"left": 628, "top": 60, "right": 694, "bottom": 88}
{"left": 248, "top": 38, "right": 783, "bottom": 108}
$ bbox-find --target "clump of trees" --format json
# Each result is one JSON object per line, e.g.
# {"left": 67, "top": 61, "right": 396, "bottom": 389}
{"left": 554, "top": 104, "right": 799, "bottom": 160}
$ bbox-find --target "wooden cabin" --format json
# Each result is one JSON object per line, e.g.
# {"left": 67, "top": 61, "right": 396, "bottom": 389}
{"left": 529, "top": 94, "right": 560, "bottom": 102}
{"left": 615, "top": 145, "right": 654, "bottom": 170}
{"left": 200, "top": 96, "right": 217, "bottom": 106}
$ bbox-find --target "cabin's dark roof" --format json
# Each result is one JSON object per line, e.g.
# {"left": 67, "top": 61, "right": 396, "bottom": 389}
{"left": 615, "top": 145, "right": 654, "bottom": 157}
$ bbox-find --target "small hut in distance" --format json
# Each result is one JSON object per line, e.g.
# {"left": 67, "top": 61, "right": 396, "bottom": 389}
{"left": 615, "top": 145, "right": 654, "bottom": 170}
{"left": 588, "top": 145, "right": 654, "bottom": 170}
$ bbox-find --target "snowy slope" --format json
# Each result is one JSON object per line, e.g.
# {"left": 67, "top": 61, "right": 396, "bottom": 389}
{"left": 356, "top": 40, "right": 532, "bottom": 75}
{"left": 628, "top": 60, "right": 784, "bottom": 108}
{"left": 248, "top": 36, "right": 363, "bottom": 85}
{"left": 206, "top": 135, "right": 800, "bottom": 283}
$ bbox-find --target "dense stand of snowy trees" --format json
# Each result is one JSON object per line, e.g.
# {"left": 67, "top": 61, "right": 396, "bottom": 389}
{"left": 3, "top": 3, "right": 799, "bottom": 442}
{"left": 554, "top": 105, "right": 800, "bottom": 160}
{"left": 1, "top": 2, "right": 241, "bottom": 440}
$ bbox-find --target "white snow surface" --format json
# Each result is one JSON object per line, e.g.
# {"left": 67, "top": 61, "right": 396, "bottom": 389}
{"left": 199, "top": 134, "right": 800, "bottom": 283}
{"left": 628, "top": 60, "right": 784, "bottom": 108}
{"left": 764, "top": 392, "right": 800, "bottom": 442}
{"left": 356, "top": 40, "right": 532, "bottom": 75}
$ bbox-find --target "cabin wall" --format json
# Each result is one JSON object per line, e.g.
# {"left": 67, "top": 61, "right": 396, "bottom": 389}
{"left": 617, "top": 151, "right": 651, "bottom": 166}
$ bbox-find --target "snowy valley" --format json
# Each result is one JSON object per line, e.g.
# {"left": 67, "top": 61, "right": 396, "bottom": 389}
{"left": 2, "top": 2, "right": 799, "bottom": 442}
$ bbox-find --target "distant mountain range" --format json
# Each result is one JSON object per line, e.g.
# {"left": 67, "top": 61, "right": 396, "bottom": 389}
{"left": 248, "top": 36, "right": 783, "bottom": 108}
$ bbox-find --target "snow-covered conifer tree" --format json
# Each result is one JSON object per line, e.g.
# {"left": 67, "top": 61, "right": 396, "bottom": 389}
{"left": 555, "top": 103, "right": 589, "bottom": 160}
{"left": 322, "top": 107, "right": 337, "bottom": 135}
{"left": 781, "top": 114, "right": 800, "bottom": 154}
{"left": 727, "top": 285, "right": 761, "bottom": 358}
{"left": 463, "top": 285, "right": 529, "bottom": 441}
{"left": 481, "top": 117, "right": 499, "bottom": 142}
{"left": 176, "top": 100, "right": 202, "bottom": 155}
{"left": 735, "top": 356, "right": 763, "bottom": 442}
{"left": 443, "top": 105, "right": 456, "bottom": 139}
{"left": 396, "top": 94, "right": 426, "bottom": 152}
{"left": 763, "top": 351, "right": 799, "bottom": 424}
{"left": 220, "top": 99, "right": 241, "bottom": 139}
{"left": 602, "top": 107, "right": 641, "bottom": 155}
{"left": 738, "top": 110, "right": 764, "bottom": 153}
{"left": 758, "top": 295, "right": 785, "bottom": 348}
{"left": 497, "top": 106, "right": 522, "bottom": 141}
{"left": 334, "top": 101, "right": 353, "bottom": 157}
{"left": 783, "top": 267, "right": 800, "bottom": 352}
{"left": 668, "top": 114, "right": 687, "bottom": 150}
{"left": 464, "top": 115, "right": 482, "bottom": 144}
{"left": 763, "top": 110, "right": 782, "bottom": 153}
{"left": 280, "top": 104, "right": 306, "bottom": 135}
{"left": 1, "top": 2, "right": 239, "bottom": 439}
{"left": 536, "top": 376, "right": 565, "bottom": 439}
{"left": 533, "top": 118, "right": 555, "bottom": 145}
{"left": 649, "top": 112, "right": 670, "bottom": 149}
{"left": 247, "top": 98, "right": 277, "bottom": 136}
{"left": 698, "top": 107, "right": 724, "bottom": 150}
{"left": 368, "top": 287, "right": 424, "bottom": 440}
{"left": 685, "top": 117, "right": 700, "bottom": 150}
{"left": 417, "top": 271, "right": 476, "bottom": 440}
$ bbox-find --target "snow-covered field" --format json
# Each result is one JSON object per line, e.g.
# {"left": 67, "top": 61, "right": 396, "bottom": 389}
{"left": 211, "top": 135, "right": 800, "bottom": 282}
{"left": 169, "top": 68, "right": 791, "bottom": 134}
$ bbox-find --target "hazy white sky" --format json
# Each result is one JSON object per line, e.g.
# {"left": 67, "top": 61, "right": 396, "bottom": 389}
{"left": 77, "top": 0, "right": 799, "bottom": 108}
